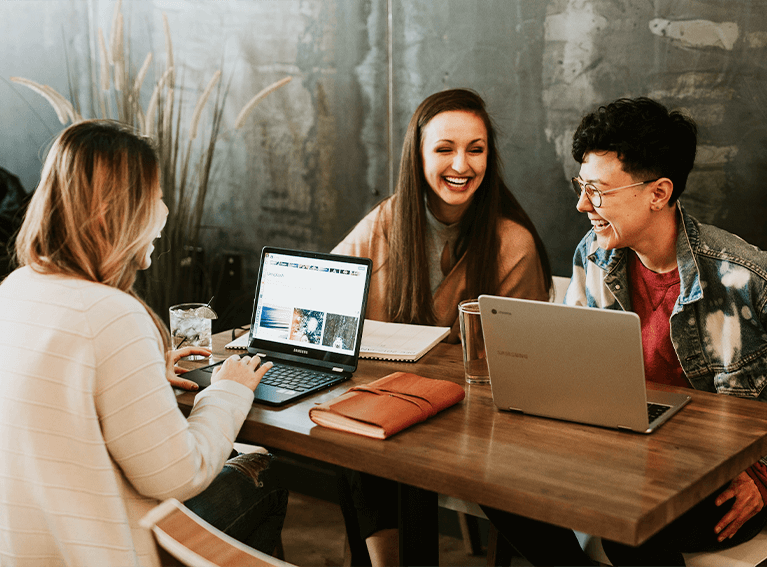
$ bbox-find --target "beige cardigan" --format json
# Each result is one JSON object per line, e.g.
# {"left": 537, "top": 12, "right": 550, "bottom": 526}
{"left": 0, "top": 267, "right": 254, "bottom": 567}
{"left": 333, "top": 198, "right": 549, "bottom": 343}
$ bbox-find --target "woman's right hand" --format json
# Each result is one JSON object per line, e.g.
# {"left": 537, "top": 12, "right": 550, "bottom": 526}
{"left": 211, "top": 354, "right": 273, "bottom": 392}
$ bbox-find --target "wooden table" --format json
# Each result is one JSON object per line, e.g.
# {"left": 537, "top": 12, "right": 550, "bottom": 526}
{"left": 176, "top": 330, "right": 767, "bottom": 563}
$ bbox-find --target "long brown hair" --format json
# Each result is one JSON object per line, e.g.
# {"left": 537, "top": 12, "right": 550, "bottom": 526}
{"left": 15, "top": 120, "right": 170, "bottom": 350}
{"left": 387, "top": 88, "right": 552, "bottom": 324}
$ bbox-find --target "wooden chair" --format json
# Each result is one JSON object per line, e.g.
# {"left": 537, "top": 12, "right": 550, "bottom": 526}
{"left": 433, "top": 277, "right": 575, "bottom": 563}
{"left": 437, "top": 495, "right": 515, "bottom": 566}
{"left": 140, "top": 498, "right": 293, "bottom": 567}
{"left": 339, "top": 495, "right": 512, "bottom": 566}
{"left": 577, "top": 529, "right": 767, "bottom": 567}
{"left": 551, "top": 275, "right": 570, "bottom": 304}
{"left": 336, "top": 277, "right": 581, "bottom": 566}
{"left": 450, "top": 274, "right": 573, "bottom": 565}
{"left": 684, "top": 528, "right": 767, "bottom": 567}
{"left": 438, "top": 494, "right": 486, "bottom": 556}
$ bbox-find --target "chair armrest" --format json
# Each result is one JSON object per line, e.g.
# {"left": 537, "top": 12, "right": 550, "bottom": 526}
{"left": 140, "top": 498, "right": 292, "bottom": 567}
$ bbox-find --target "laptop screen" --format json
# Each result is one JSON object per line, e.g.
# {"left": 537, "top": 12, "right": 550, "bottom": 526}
{"left": 248, "top": 248, "right": 371, "bottom": 369}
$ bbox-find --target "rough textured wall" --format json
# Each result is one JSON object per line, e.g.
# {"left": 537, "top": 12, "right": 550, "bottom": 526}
{"left": 391, "top": 0, "right": 767, "bottom": 276}
{"left": 2, "top": 1, "right": 90, "bottom": 191}
{"left": 541, "top": 0, "right": 767, "bottom": 264}
{"left": 2, "top": 0, "right": 767, "bottom": 298}
{"left": 1, "top": 0, "right": 387, "bottom": 297}
{"left": 125, "top": 0, "right": 386, "bottom": 287}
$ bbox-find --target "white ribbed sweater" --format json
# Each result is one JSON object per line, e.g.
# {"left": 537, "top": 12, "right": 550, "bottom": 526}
{"left": 0, "top": 267, "right": 254, "bottom": 566}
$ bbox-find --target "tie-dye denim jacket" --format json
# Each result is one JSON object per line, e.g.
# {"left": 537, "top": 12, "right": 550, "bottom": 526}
{"left": 566, "top": 203, "right": 767, "bottom": 401}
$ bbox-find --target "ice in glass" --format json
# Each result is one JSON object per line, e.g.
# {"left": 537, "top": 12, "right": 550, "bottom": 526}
{"left": 169, "top": 303, "right": 214, "bottom": 353}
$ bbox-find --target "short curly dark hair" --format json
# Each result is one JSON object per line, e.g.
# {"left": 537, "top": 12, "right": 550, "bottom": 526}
{"left": 572, "top": 97, "right": 697, "bottom": 204}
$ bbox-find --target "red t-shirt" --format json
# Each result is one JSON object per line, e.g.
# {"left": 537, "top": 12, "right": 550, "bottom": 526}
{"left": 628, "top": 252, "right": 689, "bottom": 388}
{"left": 629, "top": 252, "right": 767, "bottom": 500}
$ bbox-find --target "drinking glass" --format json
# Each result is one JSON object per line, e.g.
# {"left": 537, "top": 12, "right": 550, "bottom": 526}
{"left": 169, "top": 303, "right": 214, "bottom": 359}
{"left": 458, "top": 299, "right": 490, "bottom": 384}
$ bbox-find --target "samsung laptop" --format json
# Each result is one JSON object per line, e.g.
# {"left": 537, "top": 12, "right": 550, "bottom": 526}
{"left": 183, "top": 247, "right": 372, "bottom": 406}
{"left": 478, "top": 295, "right": 691, "bottom": 433}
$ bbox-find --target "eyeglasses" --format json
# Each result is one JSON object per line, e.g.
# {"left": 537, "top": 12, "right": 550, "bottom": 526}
{"left": 571, "top": 177, "right": 659, "bottom": 208}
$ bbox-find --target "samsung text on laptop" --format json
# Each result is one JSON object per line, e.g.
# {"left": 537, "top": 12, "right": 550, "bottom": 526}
{"left": 478, "top": 295, "right": 690, "bottom": 433}
{"left": 183, "top": 247, "right": 372, "bottom": 406}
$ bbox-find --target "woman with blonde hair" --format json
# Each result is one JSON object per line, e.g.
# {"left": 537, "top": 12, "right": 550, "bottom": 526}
{"left": 0, "top": 120, "right": 287, "bottom": 566}
{"left": 333, "top": 88, "right": 552, "bottom": 566}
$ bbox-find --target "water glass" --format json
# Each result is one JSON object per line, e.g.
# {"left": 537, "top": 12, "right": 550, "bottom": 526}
{"left": 458, "top": 299, "right": 490, "bottom": 384}
{"left": 169, "top": 303, "right": 213, "bottom": 358}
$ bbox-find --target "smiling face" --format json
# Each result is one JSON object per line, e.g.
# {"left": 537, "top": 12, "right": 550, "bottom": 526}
{"left": 576, "top": 151, "right": 657, "bottom": 252}
{"left": 138, "top": 188, "right": 169, "bottom": 270}
{"left": 420, "top": 110, "right": 488, "bottom": 224}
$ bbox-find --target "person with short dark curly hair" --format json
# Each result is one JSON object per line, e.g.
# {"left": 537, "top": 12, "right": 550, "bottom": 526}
{"left": 482, "top": 97, "right": 767, "bottom": 566}
{"left": 571, "top": 96, "right": 697, "bottom": 204}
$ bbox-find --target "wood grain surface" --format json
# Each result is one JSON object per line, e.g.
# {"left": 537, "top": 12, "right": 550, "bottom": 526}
{"left": 176, "top": 330, "right": 767, "bottom": 546}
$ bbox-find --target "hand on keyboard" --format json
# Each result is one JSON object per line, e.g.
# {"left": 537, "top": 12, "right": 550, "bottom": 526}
{"left": 212, "top": 354, "right": 273, "bottom": 392}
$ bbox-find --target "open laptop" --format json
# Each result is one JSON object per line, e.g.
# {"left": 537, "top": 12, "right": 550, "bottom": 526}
{"left": 478, "top": 295, "right": 691, "bottom": 433}
{"left": 183, "top": 247, "right": 372, "bottom": 406}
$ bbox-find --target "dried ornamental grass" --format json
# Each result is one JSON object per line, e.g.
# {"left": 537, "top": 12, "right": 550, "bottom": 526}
{"left": 189, "top": 70, "right": 221, "bottom": 140}
{"left": 9, "top": 78, "right": 78, "bottom": 125}
{"left": 9, "top": 4, "right": 291, "bottom": 319}
{"left": 234, "top": 76, "right": 292, "bottom": 129}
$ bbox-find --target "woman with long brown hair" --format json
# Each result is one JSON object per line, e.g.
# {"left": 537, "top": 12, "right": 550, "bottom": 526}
{"left": 0, "top": 120, "right": 286, "bottom": 566}
{"left": 335, "top": 88, "right": 551, "bottom": 343}
{"left": 333, "top": 89, "right": 552, "bottom": 565}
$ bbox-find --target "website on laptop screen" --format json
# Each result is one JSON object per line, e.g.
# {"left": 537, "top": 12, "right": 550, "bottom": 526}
{"left": 252, "top": 251, "right": 368, "bottom": 356}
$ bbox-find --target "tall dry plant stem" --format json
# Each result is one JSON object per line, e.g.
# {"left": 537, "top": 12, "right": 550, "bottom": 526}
{"left": 10, "top": 4, "right": 291, "bottom": 320}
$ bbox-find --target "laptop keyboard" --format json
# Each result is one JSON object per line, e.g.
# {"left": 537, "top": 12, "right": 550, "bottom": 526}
{"left": 258, "top": 363, "right": 339, "bottom": 393}
{"left": 647, "top": 402, "right": 671, "bottom": 423}
{"left": 199, "top": 361, "right": 340, "bottom": 393}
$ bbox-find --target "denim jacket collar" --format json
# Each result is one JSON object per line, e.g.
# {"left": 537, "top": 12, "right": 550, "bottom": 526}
{"left": 578, "top": 201, "right": 767, "bottom": 403}
{"left": 587, "top": 202, "right": 703, "bottom": 312}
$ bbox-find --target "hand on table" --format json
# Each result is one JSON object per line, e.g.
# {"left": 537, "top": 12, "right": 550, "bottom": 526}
{"left": 166, "top": 346, "right": 212, "bottom": 391}
{"left": 714, "top": 471, "right": 764, "bottom": 541}
{"left": 212, "top": 354, "right": 273, "bottom": 392}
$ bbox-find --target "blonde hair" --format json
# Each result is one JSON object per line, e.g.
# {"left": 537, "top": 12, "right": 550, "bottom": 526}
{"left": 15, "top": 120, "right": 170, "bottom": 350}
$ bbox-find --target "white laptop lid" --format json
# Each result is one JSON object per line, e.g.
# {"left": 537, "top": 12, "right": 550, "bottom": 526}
{"left": 478, "top": 295, "right": 690, "bottom": 433}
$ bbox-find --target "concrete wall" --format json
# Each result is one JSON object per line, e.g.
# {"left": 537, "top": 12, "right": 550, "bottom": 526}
{"left": 3, "top": 0, "right": 767, "bottom": 300}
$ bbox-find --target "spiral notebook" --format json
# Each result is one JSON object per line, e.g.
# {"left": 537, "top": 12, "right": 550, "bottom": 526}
{"left": 227, "top": 320, "right": 449, "bottom": 362}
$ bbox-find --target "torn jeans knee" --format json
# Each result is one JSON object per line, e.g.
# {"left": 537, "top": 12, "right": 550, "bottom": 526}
{"left": 225, "top": 451, "right": 274, "bottom": 488}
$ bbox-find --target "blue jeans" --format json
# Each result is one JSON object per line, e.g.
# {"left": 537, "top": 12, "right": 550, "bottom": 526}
{"left": 185, "top": 451, "right": 288, "bottom": 554}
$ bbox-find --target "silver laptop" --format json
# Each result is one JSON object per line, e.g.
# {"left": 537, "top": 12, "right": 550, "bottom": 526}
{"left": 478, "top": 295, "right": 691, "bottom": 433}
{"left": 183, "top": 247, "right": 372, "bottom": 406}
